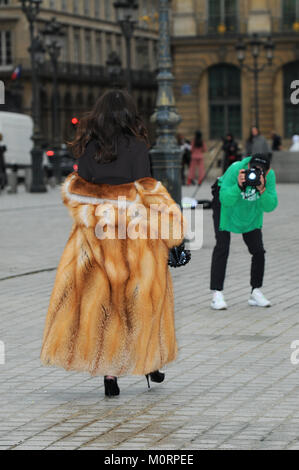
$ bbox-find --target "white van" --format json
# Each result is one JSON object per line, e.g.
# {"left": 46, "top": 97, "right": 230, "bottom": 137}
{"left": 0, "top": 111, "right": 33, "bottom": 170}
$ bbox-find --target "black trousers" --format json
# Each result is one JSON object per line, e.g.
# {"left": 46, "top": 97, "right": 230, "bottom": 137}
{"left": 210, "top": 193, "right": 266, "bottom": 291}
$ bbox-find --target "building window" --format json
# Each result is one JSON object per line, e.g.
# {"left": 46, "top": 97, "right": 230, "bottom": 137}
{"left": 83, "top": 0, "right": 89, "bottom": 16}
{"left": 73, "top": 0, "right": 79, "bottom": 15}
{"left": 105, "top": 0, "right": 111, "bottom": 20}
{"left": 208, "top": 0, "right": 238, "bottom": 34}
{"left": 282, "top": 0, "right": 299, "bottom": 31}
{"left": 85, "top": 31, "right": 91, "bottom": 64}
{"left": 0, "top": 30, "right": 12, "bottom": 66}
{"left": 105, "top": 33, "right": 112, "bottom": 61}
{"left": 96, "top": 33, "right": 102, "bottom": 65}
{"left": 74, "top": 30, "right": 81, "bottom": 64}
{"left": 209, "top": 64, "right": 241, "bottom": 139}
{"left": 116, "top": 35, "right": 122, "bottom": 60}
{"left": 60, "top": 33, "right": 68, "bottom": 63}
{"left": 95, "top": 0, "right": 100, "bottom": 18}
{"left": 136, "top": 38, "right": 149, "bottom": 70}
{"left": 283, "top": 61, "right": 299, "bottom": 137}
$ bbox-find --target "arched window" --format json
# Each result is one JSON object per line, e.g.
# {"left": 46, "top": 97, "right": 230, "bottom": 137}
{"left": 283, "top": 61, "right": 299, "bottom": 137}
{"left": 209, "top": 64, "right": 241, "bottom": 139}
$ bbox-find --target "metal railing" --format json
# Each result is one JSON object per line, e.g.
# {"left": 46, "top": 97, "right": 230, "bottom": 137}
{"left": 7, "top": 59, "right": 157, "bottom": 87}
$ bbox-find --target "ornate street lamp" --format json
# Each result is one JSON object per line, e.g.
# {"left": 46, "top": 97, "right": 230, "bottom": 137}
{"left": 19, "top": 0, "right": 47, "bottom": 192}
{"left": 236, "top": 33, "right": 275, "bottom": 128}
{"left": 113, "top": 0, "right": 139, "bottom": 94}
{"left": 106, "top": 51, "right": 123, "bottom": 88}
{"left": 41, "top": 17, "right": 65, "bottom": 184}
{"left": 150, "top": 0, "right": 182, "bottom": 205}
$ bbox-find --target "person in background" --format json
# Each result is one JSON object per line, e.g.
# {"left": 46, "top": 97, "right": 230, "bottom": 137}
{"left": 0, "top": 133, "right": 7, "bottom": 190}
{"left": 246, "top": 126, "right": 271, "bottom": 158}
{"left": 289, "top": 134, "right": 299, "bottom": 152}
{"left": 187, "top": 130, "right": 207, "bottom": 186}
{"left": 177, "top": 134, "right": 191, "bottom": 185}
{"left": 271, "top": 131, "right": 282, "bottom": 151}
{"left": 222, "top": 133, "right": 240, "bottom": 174}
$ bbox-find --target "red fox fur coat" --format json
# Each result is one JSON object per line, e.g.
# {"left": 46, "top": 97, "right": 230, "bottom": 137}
{"left": 40, "top": 173, "right": 185, "bottom": 376}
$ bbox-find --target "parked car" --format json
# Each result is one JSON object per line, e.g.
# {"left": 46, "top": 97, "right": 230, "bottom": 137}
{"left": 44, "top": 145, "right": 77, "bottom": 179}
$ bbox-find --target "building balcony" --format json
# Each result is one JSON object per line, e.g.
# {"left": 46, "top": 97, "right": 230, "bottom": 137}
{"left": 1, "top": 59, "right": 157, "bottom": 90}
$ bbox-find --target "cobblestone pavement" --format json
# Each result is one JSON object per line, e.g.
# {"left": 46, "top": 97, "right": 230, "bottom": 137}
{"left": 0, "top": 182, "right": 299, "bottom": 450}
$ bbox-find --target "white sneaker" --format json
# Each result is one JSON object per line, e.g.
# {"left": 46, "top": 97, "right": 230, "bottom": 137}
{"left": 211, "top": 291, "right": 228, "bottom": 310}
{"left": 248, "top": 289, "right": 271, "bottom": 308}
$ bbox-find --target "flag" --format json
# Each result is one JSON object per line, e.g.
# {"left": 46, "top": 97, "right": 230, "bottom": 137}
{"left": 11, "top": 65, "right": 22, "bottom": 81}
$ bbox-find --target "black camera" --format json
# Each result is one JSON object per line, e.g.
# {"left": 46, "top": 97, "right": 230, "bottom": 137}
{"left": 243, "top": 167, "right": 264, "bottom": 188}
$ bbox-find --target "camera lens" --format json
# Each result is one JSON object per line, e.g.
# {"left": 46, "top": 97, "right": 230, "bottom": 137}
{"left": 248, "top": 171, "right": 257, "bottom": 181}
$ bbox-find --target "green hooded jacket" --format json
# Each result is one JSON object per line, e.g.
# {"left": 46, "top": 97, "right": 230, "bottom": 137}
{"left": 218, "top": 157, "right": 278, "bottom": 234}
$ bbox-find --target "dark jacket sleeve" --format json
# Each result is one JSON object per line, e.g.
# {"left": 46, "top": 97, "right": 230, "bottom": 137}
{"left": 132, "top": 140, "right": 152, "bottom": 180}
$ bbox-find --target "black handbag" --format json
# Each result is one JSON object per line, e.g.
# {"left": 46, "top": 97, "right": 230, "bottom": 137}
{"left": 168, "top": 242, "right": 191, "bottom": 268}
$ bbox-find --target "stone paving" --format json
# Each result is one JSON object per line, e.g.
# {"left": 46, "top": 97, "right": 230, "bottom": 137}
{"left": 0, "top": 182, "right": 299, "bottom": 450}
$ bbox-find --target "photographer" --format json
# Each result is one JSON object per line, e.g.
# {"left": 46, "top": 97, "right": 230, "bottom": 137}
{"left": 210, "top": 154, "right": 278, "bottom": 310}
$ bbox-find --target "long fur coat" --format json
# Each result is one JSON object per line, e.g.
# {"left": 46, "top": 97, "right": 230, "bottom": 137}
{"left": 40, "top": 173, "right": 185, "bottom": 376}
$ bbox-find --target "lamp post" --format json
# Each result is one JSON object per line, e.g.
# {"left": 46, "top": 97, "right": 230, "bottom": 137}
{"left": 150, "top": 0, "right": 182, "bottom": 205}
{"left": 106, "top": 51, "right": 123, "bottom": 88}
{"left": 236, "top": 33, "right": 275, "bottom": 128}
{"left": 41, "top": 17, "right": 65, "bottom": 184}
{"left": 113, "top": 0, "right": 139, "bottom": 94}
{"left": 19, "top": 0, "right": 47, "bottom": 192}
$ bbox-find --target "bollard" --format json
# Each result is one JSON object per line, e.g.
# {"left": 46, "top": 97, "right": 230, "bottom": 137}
{"left": 7, "top": 170, "right": 18, "bottom": 194}
{"left": 49, "top": 176, "right": 56, "bottom": 188}
{"left": 25, "top": 167, "right": 32, "bottom": 192}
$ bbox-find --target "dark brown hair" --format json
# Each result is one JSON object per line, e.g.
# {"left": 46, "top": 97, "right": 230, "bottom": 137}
{"left": 69, "top": 89, "right": 149, "bottom": 163}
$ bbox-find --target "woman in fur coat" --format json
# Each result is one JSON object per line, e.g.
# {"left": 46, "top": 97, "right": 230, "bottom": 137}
{"left": 40, "top": 90, "right": 186, "bottom": 397}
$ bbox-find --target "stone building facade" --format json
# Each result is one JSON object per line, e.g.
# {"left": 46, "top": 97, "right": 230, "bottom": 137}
{"left": 0, "top": 0, "right": 159, "bottom": 145}
{"left": 172, "top": 0, "right": 299, "bottom": 147}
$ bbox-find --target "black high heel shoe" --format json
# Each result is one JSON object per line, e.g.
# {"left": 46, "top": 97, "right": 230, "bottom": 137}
{"left": 145, "top": 370, "right": 165, "bottom": 389}
{"left": 104, "top": 376, "right": 120, "bottom": 397}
